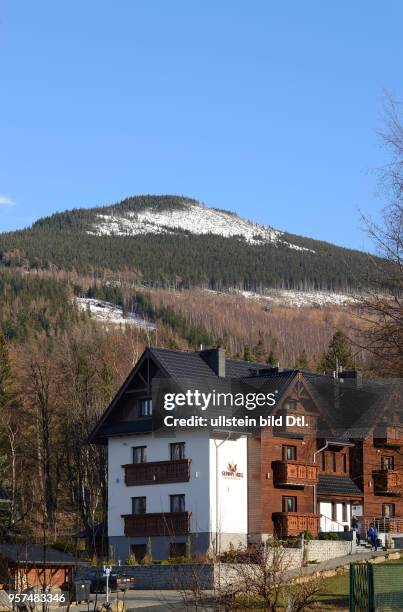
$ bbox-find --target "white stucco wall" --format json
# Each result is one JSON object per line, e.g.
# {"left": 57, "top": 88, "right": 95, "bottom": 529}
{"left": 108, "top": 431, "right": 248, "bottom": 541}
{"left": 108, "top": 431, "right": 211, "bottom": 537}
{"left": 319, "top": 501, "right": 351, "bottom": 532}
{"left": 208, "top": 436, "right": 248, "bottom": 536}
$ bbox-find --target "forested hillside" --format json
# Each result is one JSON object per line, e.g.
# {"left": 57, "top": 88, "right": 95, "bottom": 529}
{"left": 0, "top": 195, "right": 381, "bottom": 292}
{"left": 0, "top": 194, "right": 382, "bottom": 547}
{"left": 0, "top": 265, "right": 372, "bottom": 549}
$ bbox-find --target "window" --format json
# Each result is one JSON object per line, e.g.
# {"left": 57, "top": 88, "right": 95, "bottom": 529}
{"left": 320, "top": 452, "right": 326, "bottom": 471}
{"left": 140, "top": 399, "right": 152, "bottom": 417}
{"left": 170, "top": 494, "right": 185, "bottom": 513}
{"left": 170, "top": 542, "right": 187, "bottom": 558}
{"left": 382, "top": 503, "right": 395, "bottom": 518}
{"left": 131, "top": 544, "right": 147, "bottom": 561}
{"left": 132, "top": 446, "right": 147, "bottom": 464}
{"left": 382, "top": 456, "right": 394, "bottom": 471}
{"left": 342, "top": 454, "right": 347, "bottom": 473}
{"left": 284, "top": 399, "right": 297, "bottom": 410}
{"left": 132, "top": 496, "right": 146, "bottom": 514}
{"left": 282, "top": 445, "right": 296, "bottom": 461}
{"left": 170, "top": 442, "right": 186, "bottom": 460}
{"left": 332, "top": 452, "right": 337, "bottom": 472}
{"left": 282, "top": 496, "right": 297, "bottom": 513}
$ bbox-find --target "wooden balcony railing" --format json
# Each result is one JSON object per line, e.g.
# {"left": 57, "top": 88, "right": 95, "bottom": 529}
{"left": 123, "top": 459, "right": 191, "bottom": 486}
{"left": 122, "top": 512, "right": 191, "bottom": 537}
{"left": 373, "top": 426, "right": 403, "bottom": 448}
{"left": 272, "top": 512, "right": 319, "bottom": 536}
{"left": 372, "top": 470, "right": 403, "bottom": 495}
{"left": 272, "top": 460, "right": 319, "bottom": 487}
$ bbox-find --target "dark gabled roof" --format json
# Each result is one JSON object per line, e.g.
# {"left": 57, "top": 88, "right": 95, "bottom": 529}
{"left": 225, "top": 358, "right": 268, "bottom": 378}
{"left": 149, "top": 348, "right": 269, "bottom": 380}
{"left": 89, "top": 346, "right": 400, "bottom": 442}
{"left": 318, "top": 475, "right": 363, "bottom": 496}
{"left": 149, "top": 347, "right": 216, "bottom": 380}
{"left": 0, "top": 544, "right": 85, "bottom": 565}
{"left": 343, "top": 379, "right": 402, "bottom": 437}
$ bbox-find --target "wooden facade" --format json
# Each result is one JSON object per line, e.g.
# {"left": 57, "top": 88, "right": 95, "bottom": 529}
{"left": 122, "top": 511, "right": 191, "bottom": 537}
{"left": 123, "top": 459, "right": 191, "bottom": 486}
{"left": 272, "top": 512, "right": 319, "bottom": 537}
{"left": 272, "top": 460, "right": 319, "bottom": 487}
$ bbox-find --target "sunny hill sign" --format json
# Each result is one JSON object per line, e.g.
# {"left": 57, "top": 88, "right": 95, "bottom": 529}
{"left": 221, "top": 461, "right": 244, "bottom": 479}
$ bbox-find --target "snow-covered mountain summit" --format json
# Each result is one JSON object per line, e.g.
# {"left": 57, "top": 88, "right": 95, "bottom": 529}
{"left": 87, "top": 199, "right": 313, "bottom": 252}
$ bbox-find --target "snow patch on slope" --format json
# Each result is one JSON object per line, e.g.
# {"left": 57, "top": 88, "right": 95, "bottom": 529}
{"left": 76, "top": 298, "right": 156, "bottom": 329}
{"left": 87, "top": 202, "right": 314, "bottom": 252}
{"left": 238, "top": 290, "right": 358, "bottom": 308}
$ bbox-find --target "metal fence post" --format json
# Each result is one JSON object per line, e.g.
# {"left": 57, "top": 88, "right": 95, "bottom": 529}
{"left": 349, "top": 563, "right": 353, "bottom": 611}
{"left": 368, "top": 563, "right": 374, "bottom": 612}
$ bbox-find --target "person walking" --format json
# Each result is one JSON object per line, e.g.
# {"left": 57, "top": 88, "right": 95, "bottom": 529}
{"left": 372, "top": 526, "right": 378, "bottom": 551}
{"left": 367, "top": 525, "right": 378, "bottom": 551}
{"left": 356, "top": 523, "right": 361, "bottom": 546}
{"left": 352, "top": 516, "right": 360, "bottom": 545}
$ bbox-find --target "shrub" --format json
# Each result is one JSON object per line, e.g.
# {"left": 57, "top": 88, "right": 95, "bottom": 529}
{"left": 318, "top": 532, "right": 339, "bottom": 541}
{"left": 297, "top": 531, "right": 313, "bottom": 542}
{"left": 125, "top": 553, "right": 138, "bottom": 566}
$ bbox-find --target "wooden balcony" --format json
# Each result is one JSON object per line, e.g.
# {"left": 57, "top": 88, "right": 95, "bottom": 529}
{"left": 123, "top": 459, "right": 191, "bottom": 486}
{"left": 272, "top": 460, "right": 319, "bottom": 487}
{"left": 122, "top": 512, "right": 191, "bottom": 537}
{"left": 373, "top": 426, "right": 403, "bottom": 448}
{"left": 273, "top": 512, "right": 319, "bottom": 536}
{"left": 372, "top": 470, "right": 403, "bottom": 495}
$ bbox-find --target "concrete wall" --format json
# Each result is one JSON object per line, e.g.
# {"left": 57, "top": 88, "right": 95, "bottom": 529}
{"left": 76, "top": 563, "right": 215, "bottom": 590}
{"left": 307, "top": 539, "right": 354, "bottom": 563}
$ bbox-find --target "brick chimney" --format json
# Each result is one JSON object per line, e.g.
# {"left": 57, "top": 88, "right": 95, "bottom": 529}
{"left": 337, "top": 368, "right": 362, "bottom": 388}
{"left": 200, "top": 347, "right": 226, "bottom": 377}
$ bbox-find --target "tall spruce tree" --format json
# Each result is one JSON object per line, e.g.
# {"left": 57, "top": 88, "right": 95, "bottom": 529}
{"left": 321, "top": 330, "right": 354, "bottom": 372}
{"left": 0, "top": 334, "right": 12, "bottom": 409}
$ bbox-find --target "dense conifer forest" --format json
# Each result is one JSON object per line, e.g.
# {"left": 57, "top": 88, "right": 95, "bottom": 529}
{"left": 0, "top": 195, "right": 381, "bottom": 292}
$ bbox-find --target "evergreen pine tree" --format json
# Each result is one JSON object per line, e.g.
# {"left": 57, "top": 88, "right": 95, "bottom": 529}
{"left": 295, "top": 350, "right": 309, "bottom": 370}
{"left": 253, "top": 332, "right": 265, "bottom": 362}
{"left": 243, "top": 345, "right": 252, "bottom": 361}
{"left": 0, "top": 334, "right": 12, "bottom": 409}
{"left": 321, "top": 330, "right": 354, "bottom": 371}
{"left": 266, "top": 350, "right": 277, "bottom": 366}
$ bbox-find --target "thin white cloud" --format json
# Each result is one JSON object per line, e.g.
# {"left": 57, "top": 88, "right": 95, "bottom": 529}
{"left": 0, "top": 196, "right": 15, "bottom": 207}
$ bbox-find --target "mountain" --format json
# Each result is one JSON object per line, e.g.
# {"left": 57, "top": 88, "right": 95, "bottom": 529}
{"left": 0, "top": 195, "right": 380, "bottom": 292}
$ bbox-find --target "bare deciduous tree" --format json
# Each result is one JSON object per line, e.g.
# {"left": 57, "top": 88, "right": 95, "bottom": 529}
{"left": 357, "top": 97, "right": 403, "bottom": 376}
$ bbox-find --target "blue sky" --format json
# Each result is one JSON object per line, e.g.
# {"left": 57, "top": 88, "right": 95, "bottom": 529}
{"left": 1, "top": 1, "right": 402, "bottom": 251}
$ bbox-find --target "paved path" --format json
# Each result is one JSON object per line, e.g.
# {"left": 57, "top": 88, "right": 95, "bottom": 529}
{"left": 288, "top": 548, "right": 393, "bottom": 579}
{"left": 71, "top": 590, "right": 187, "bottom": 611}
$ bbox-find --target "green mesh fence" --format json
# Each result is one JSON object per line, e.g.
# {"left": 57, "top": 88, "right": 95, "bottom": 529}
{"left": 350, "top": 563, "right": 403, "bottom": 611}
{"left": 350, "top": 563, "right": 370, "bottom": 612}
{"left": 372, "top": 564, "right": 403, "bottom": 610}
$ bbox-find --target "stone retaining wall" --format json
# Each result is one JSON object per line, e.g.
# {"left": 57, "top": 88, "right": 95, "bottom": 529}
{"left": 307, "top": 539, "right": 355, "bottom": 563}
{"left": 75, "top": 541, "right": 353, "bottom": 589}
